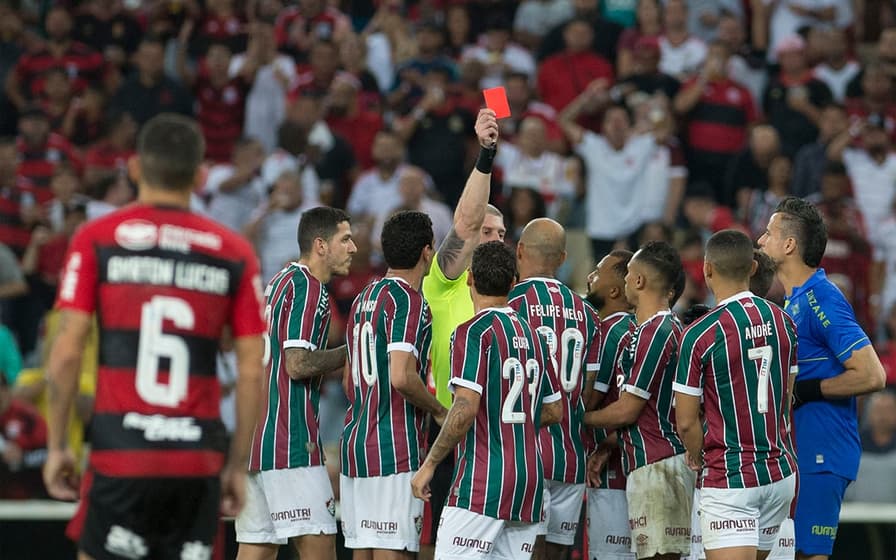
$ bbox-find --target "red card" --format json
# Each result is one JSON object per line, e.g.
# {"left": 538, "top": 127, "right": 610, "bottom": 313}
{"left": 483, "top": 86, "right": 511, "bottom": 119}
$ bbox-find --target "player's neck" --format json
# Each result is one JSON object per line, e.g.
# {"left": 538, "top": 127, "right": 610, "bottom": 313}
{"left": 518, "top": 267, "right": 556, "bottom": 281}
{"left": 600, "top": 302, "right": 631, "bottom": 319}
{"left": 710, "top": 279, "right": 751, "bottom": 303}
{"left": 386, "top": 268, "right": 424, "bottom": 292}
{"left": 137, "top": 185, "right": 192, "bottom": 208}
{"left": 473, "top": 294, "right": 509, "bottom": 313}
{"left": 299, "top": 257, "right": 331, "bottom": 284}
{"left": 634, "top": 293, "right": 669, "bottom": 324}
{"left": 776, "top": 261, "right": 817, "bottom": 297}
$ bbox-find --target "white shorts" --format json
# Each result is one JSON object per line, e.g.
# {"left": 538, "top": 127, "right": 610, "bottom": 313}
{"left": 435, "top": 506, "right": 539, "bottom": 560}
{"left": 585, "top": 488, "right": 635, "bottom": 560}
{"left": 689, "top": 488, "right": 706, "bottom": 560}
{"left": 235, "top": 466, "right": 338, "bottom": 544}
{"left": 766, "top": 517, "right": 795, "bottom": 559}
{"left": 626, "top": 454, "right": 696, "bottom": 558}
{"left": 700, "top": 474, "right": 796, "bottom": 551}
{"left": 339, "top": 472, "right": 424, "bottom": 552}
{"left": 538, "top": 480, "right": 585, "bottom": 545}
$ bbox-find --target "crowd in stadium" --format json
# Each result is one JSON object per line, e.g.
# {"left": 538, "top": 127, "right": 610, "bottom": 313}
{"left": 1, "top": 0, "right": 896, "bottom": 557}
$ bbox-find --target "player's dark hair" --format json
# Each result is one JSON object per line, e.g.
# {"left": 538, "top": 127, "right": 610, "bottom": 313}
{"left": 750, "top": 249, "right": 776, "bottom": 298}
{"left": 705, "top": 229, "right": 755, "bottom": 280}
{"left": 471, "top": 241, "right": 517, "bottom": 297}
{"left": 298, "top": 206, "right": 351, "bottom": 254}
{"left": 774, "top": 197, "right": 827, "bottom": 268}
{"left": 381, "top": 210, "right": 434, "bottom": 270}
{"left": 136, "top": 113, "right": 205, "bottom": 191}
{"left": 609, "top": 249, "right": 634, "bottom": 279}
{"left": 670, "top": 265, "right": 686, "bottom": 308}
{"left": 633, "top": 241, "right": 682, "bottom": 294}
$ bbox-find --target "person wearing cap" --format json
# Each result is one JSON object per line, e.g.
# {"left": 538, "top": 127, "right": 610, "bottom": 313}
{"left": 762, "top": 34, "right": 833, "bottom": 157}
{"left": 827, "top": 111, "right": 896, "bottom": 233}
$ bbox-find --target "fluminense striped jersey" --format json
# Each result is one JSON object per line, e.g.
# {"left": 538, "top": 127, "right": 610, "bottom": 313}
{"left": 619, "top": 311, "right": 685, "bottom": 473}
{"left": 508, "top": 277, "right": 600, "bottom": 484}
{"left": 341, "top": 276, "right": 432, "bottom": 478}
{"left": 446, "top": 307, "right": 561, "bottom": 523}
{"left": 673, "top": 291, "right": 798, "bottom": 489}
{"left": 593, "top": 311, "right": 635, "bottom": 491}
{"left": 249, "top": 263, "right": 330, "bottom": 471}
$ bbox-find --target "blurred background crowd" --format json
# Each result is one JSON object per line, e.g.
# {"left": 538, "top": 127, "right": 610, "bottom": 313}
{"left": 1, "top": 0, "right": 896, "bottom": 505}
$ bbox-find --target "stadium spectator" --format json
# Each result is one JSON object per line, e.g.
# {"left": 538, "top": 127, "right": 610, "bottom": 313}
{"left": 658, "top": 0, "right": 708, "bottom": 82}
{"left": 322, "top": 73, "right": 383, "bottom": 171}
{"left": 72, "top": 0, "right": 142, "bottom": 62}
{"left": 338, "top": 32, "right": 383, "bottom": 113}
{"left": 43, "top": 164, "right": 88, "bottom": 232}
{"left": 192, "top": 0, "right": 247, "bottom": 56}
{"left": 845, "top": 61, "right": 896, "bottom": 141}
{"left": 65, "top": 84, "right": 107, "bottom": 147}
{"left": 614, "top": 36, "right": 681, "bottom": 101}
{"left": 0, "top": 374, "right": 47, "bottom": 499}
{"left": 346, "top": 129, "right": 411, "bottom": 222}
{"left": 537, "top": 18, "right": 615, "bottom": 114}
{"left": 723, "top": 124, "right": 782, "bottom": 210}
{"left": 289, "top": 39, "right": 342, "bottom": 98}
{"left": 387, "top": 20, "right": 456, "bottom": 114}
{"left": 846, "top": 390, "right": 896, "bottom": 503}
{"left": 513, "top": 0, "right": 574, "bottom": 50}
{"left": 202, "top": 137, "right": 267, "bottom": 232}
{"left": 872, "top": 202, "right": 896, "bottom": 328}
{"left": 261, "top": 121, "right": 322, "bottom": 208}
{"left": 503, "top": 187, "right": 548, "bottom": 248}
{"left": 16, "top": 106, "right": 81, "bottom": 205}
{"left": 500, "top": 71, "right": 566, "bottom": 152}
{"left": 0, "top": 137, "right": 32, "bottom": 258}
{"left": 814, "top": 28, "right": 861, "bottom": 102}
{"left": 461, "top": 14, "right": 536, "bottom": 90}
{"left": 741, "top": 154, "right": 792, "bottom": 238}
{"left": 83, "top": 111, "right": 137, "bottom": 187}
{"left": 274, "top": 0, "right": 351, "bottom": 61}
{"left": 0, "top": 243, "right": 26, "bottom": 303}
{"left": 537, "top": 0, "right": 622, "bottom": 66}
{"left": 877, "top": 306, "right": 896, "bottom": 384}
{"left": 84, "top": 173, "right": 134, "bottom": 222}
{"left": 687, "top": 0, "right": 743, "bottom": 42}
{"left": 762, "top": 35, "right": 833, "bottom": 157}
{"left": 717, "top": 13, "right": 766, "bottom": 110}
{"left": 791, "top": 103, "right": 849, "bottom": 199}
{"left": 109, "top": 34, "right": 194, "bottom": 125}
{"left": 615, "top": 0, "right": 663, "bottom": 78}
{"left": 40, "top": 67, "right": 75, "bottom": 134}
{"left": 759, "top": 197, "right": 886, "bottom": 559}
{"left": 766, "top": 0, "right": 841, "bottom": 61}
{"left": 0, "top": 4, "right": 25, "bottom": 135}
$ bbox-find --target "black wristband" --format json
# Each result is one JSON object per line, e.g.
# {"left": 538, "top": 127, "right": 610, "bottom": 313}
{"left": 475, "top": 145, "right": 497, "bottom": 174}
{"left": 793, "top": 378, "right": 824, "bottom": 409}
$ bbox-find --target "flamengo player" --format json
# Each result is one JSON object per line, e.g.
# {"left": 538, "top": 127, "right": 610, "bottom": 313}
{"left": 584, "top": 250, "right": 636, "bottom": 560}
{"left": 236, "top": 207, "right": 357, "bottom": 560}
{"left": 583, "top": 241, "right": 695, "bottom": 560}
{"left": 43, "top": 114, "right": 266, "bottom": 560}
{"left": 507, "top": 218, "right": 601, "bottom": 559}
{"left": 674, "top": 230, "right": 798, "bottom": 560}
{"left": 341, "top": 211, "right": 448, "bottom": 559}
{"left": 411, "top": 241, "right": 562, "bottom": 560}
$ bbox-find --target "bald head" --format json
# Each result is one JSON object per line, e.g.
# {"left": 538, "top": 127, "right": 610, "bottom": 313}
{"left": 518, "top": 218, "right": 566, "bottom": 272}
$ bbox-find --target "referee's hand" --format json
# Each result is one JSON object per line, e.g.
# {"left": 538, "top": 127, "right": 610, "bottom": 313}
{"left": 475, "top": 109, "right": 499, "bottom": 148}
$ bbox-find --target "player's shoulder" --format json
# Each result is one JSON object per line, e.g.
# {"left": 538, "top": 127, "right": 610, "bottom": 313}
{"left": 681, "top": 305, "right": 724, "bottom": 344}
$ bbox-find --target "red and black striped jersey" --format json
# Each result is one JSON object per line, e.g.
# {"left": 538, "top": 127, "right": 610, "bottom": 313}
{"left": 194, "top": 71, "right": 249, "bottom": 163}
{"left": 56, "top": 203, "right": 266, "bottom": 478}
{"left": 0, "top": 181, "right": 33, "bottom": 257}
{"left": 17, "top": 134, "right": 83, "bottom": 202}
{"left": 14, "top": 42, "right": 104, "bottom": 95}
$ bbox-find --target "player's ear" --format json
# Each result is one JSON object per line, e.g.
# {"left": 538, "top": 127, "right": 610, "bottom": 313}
{"left": 703, "top": 260, "right": 712, "bottom": 281}
{"left": 558, "top": 250, "right": 567, "bottom": 267}
{"left": 516, "top": 242, "right": 524, "bottom": 262}
{"left": 749, "top": 259, "right": 758, "bottom": 277}
{"left": 466, "top": 269, "right": 473, "bottom": 287}
{"left": 127, "top": 155, "right": 140, "bottom": 185}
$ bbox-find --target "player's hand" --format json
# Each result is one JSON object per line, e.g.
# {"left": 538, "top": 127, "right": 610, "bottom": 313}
{"left": 432, "top": 408, "right": 448, "bottom": 427}
{"left": 220, "top": 464, "right": 248, "bottom": 517}
{"left": 684, "top": 451, "right": 702, "bottom": 472}
{"left": 411, "top": 462, "right": 435, "bottom": 501}
{"left": 585, "top": 450, "right": 609, "bottom": 488}
{"left": 43, "top": 448, "right": 80, "bottom": 501}
{"left": 475, "top": 108, "right": 499, "bottom": 148}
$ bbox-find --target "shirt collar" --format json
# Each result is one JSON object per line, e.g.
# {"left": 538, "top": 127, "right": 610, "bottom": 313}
{"left": 717, "top": 290, "right": 755, "bottom": 307}
{"left": 787, "top": 269, "right": 827, "bottom": 302}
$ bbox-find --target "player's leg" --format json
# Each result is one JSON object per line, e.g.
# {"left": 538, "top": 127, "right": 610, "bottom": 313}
{"left": 586, "top": 487, "right": 636, "bottom": 560}
{"left": 531, "top": 481, "right": 551, "bottom": 560}
{"left": 419, "top": 422, "right": 455, "bottom": 560}
{"left": 688, "top": 488, "right": 705, "bottom": 560}
{"left": 765, "top": 517, "right": 795, "bottom": 560}
{"left": 792, "top": 472, "right": 849, "bottom": 560}
{"left": 158, "top": 475, "right": 222, "bottom": 560}
{"left": 494, "top": 518, "right": 540, "bottom": 560}
{"left": 292, "top": 533, "right": 337, "bottom": 560}
{"left": 77, "top": 474, "right": 155, "bottom": 560}
{"left": 756, "top": 474, "right": 797, "bottom": 560}
{"left": 543, "top": 480, "right": 586, "bottom": 560}
{"left": 626, "top": 455, "right": 695, "bottom": 560}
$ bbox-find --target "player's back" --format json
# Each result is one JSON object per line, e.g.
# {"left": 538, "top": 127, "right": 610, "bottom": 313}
{"left": 681, "top": 295, "right": 797, "bottom": 489}
{"left": 446, "top": 307, "right": 556, "bottom": 523}
{"left": 341, "top": 276, "right": 432, "bottom": 478}
{"left": 508, "top": 277, "right": 600, "bottom": 484}
{"left": 58, "top": 203, "right": 264, "bottom": 478}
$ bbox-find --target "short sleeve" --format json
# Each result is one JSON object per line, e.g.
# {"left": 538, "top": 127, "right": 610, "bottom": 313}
{"left": 673, "top": 325, "right": 708, "bottom": 397}
{"left": 386, "top": 287, "right": 424, "bottom": 357}
{"left": 230, "top": 248, "right": 266, "bottom": 338}
{"left": 814, "top": 286, "right": 871, "bottom": 367}
{"left": 585, "top": 312, "right": 601, "bottom": 374}
{"left": 56, "top": 226, "right": 99, "bottom": 314}
{"left": 449, "top": 323, "right": 488, "bottom": 395}
{"left": 595, "top": 324, "right": 627, "bottom": 393}
{"left": 284, "top": 275, "right": 328, "bottom": 351}
{"left": 623, "top": 322, "right": 672, "bottom": 400}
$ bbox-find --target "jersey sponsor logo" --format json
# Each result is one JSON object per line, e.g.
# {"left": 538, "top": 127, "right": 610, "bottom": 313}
{"left": 104, "top": 525, "right": 148, "bottom": 559}
{"left": 810, "top": 525, "right": 837, "bottom": 537}
{"left": 122, "top": 412, "right": 202, "bottom": 442}
{"left": 360, "top": 520, "right": 399, "bottom": 534}
{"left": 526, "top": 304, "right": 585, "bottom": 321}
{"left": 452, "top": 537, "right": 493, "bottom": 553}
{"left": 560, "top": 521, "right": 578, "bottom": 532}
{"left": 271, "top": 508, "right": 312, "bottom": 522}
{"left": 629, "top": 515, "right": 647, "bottom": 529}
{"left": 691, "top": 533, "right": 702, "bottom": 544}
{"left": 115, "top": 220, "right": 158, "bottom": 251}
{"left": 521, "top": 542, "right": 535, "bottom": 553}
{"left": 107, "top": 256, "right": 231, "bottom": 295}
{"left": 744, "top": 321, "right": 774, "bottom": 340}
{"left": 708, "top": 519, "right": 756, "bottom": 532}
{"left": 664, "top": 526, "right": 690, "bottom": 537}
{"left": 180, "top": 541, "right": 211, "bottom": 560}
{"left": 606, "top": 534, "right": 631, "bottom": 546}
{"left": 761, "top": 526, "right": 780, "bottom": 536}
{"left": 778, "top": 537, "right": 795, "bottom": 548}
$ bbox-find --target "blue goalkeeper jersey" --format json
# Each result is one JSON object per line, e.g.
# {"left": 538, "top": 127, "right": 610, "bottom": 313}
{"left": 784, "top": 269, "right": 870, "bottom": 480}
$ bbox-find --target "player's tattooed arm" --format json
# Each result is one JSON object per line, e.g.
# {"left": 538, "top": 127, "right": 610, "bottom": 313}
{"left": 435, "top": 229, "right": 466, "bottom": 279}
{"left": 539, "top": 399, "right": 562, "bottom": 427}
{"left": 425, "top": 388, "right": 479, "bottom": 467}
{"left": 284, "top": 346, "right": 347, "bottom": 380}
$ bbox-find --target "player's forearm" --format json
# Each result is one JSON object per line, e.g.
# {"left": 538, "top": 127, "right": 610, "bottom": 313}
{"left": 539, "top": 400, "right": 562, "bottom": 427}
{"left": 45, "top": 349, "right": 82, "bottom": 451}
{"left": 230, "top": 337, "right": 264, "bottom": 467}
{"left": 424, "top": 395, "right": 474, "bottom": 467}
{"left": 677, "top": 417, "right": 704, "bottom": 460}
{"left": 820, "top": 365, "right": 886, "bottom": 398}
{"left": 583, "top": 401, "right": 637, "bottom": 430}
{"left": 285, "top": 346, "right": 347, "bottom": 380}
{"left": 396, "top": 373, "right": 447, "bottom": 418}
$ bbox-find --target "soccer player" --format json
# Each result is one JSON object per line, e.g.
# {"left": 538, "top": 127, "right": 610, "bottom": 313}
{"left": 43, "top": 114, "right": 266, "bottom": 559}
{"left": 236, "top": 206, "right": 357, "bottom": 560}
{"left": 583, "top": 241, "right": 695, "bottom": 560}
{"left": 420, "top": 108, "right": 506, "bottom": 556}
{"left": 674, "top": 229, "right": 798, "bottom": 560}
{"left": 411, "top": 241, "right": 563, "bottom": 560}
{"left": 507, "top": 218, "right": 601, "bottom": 559}
{"left": 584, "top": 249, "right": 637, "bottom": 560}
{"left": 341, "top": 210, "right": 449, "bottom": 558}
{"left": 758, "top": 197, "right": 886, "bottom": 560}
